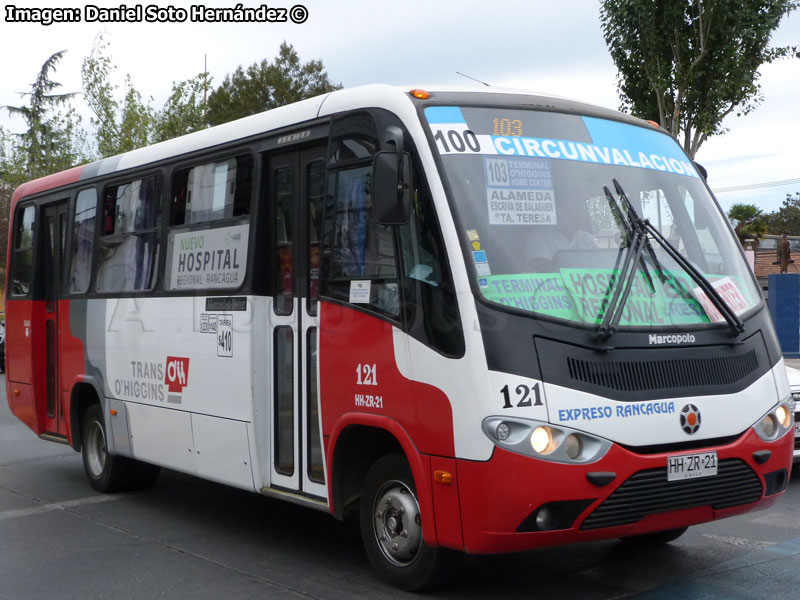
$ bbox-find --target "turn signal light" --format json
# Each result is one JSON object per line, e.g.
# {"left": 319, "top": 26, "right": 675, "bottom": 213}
{"left": 433, "top": 470, "right": 453, "bottom": 484}
{"left": 410, "top": 89, "right": 431, "bottom": 99}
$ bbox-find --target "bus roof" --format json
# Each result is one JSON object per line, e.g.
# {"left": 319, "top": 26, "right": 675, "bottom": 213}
{"left": 10, "top": 83, "right": 647, "bottom": 209}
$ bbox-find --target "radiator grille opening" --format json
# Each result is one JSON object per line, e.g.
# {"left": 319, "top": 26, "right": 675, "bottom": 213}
{"left": 580, "top": 459, "right": 762, "bottom": 530}
{"left": 567, "top": 350, "right": 758, "bottom": 393}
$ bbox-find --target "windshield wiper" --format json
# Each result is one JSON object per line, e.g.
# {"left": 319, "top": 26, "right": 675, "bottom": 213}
{"left": 594, "top": 217, "right": 648, "bottom": 342}
{"left": 595, "top": 179, "right": 744, "bottom": 343}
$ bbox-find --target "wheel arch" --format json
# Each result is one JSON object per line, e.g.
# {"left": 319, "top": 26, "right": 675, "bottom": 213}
{"left": 327, "top": 415, "right": 438, "bottom": 546}
{"left": 68, "top": 377, "right": 104, "bottom": 451}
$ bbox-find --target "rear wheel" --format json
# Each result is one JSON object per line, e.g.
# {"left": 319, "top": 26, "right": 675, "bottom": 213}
{"left": 359, "top": 454, "right": 461, "bottom": 591}
{"left": 619, "top": 526, "right": 688, "bottom": 546}
{"left": 81, "top": 404, "right": 135, "bottom": 493}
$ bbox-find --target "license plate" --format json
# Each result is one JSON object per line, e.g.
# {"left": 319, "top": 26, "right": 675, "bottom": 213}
{"left": 666, "top": 451, "right": 718, "bottom": 481}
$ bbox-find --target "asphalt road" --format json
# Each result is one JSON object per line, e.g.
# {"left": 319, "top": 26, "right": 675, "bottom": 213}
{"left": 1, "top": 377, "right": 800, "bottom": 599}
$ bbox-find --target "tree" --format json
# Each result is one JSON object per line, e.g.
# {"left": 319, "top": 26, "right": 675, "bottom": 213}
{"left": 600, "top": 0, "right": 799, "bottom": 158}
{"left": 153, "top": 73, "right": 211, "bottom": 143}
{"left": 82, "top": 35, "right": 155, "bottom": 157}
{"left": 728, "top": 203, "right": 767, "bottom": 244}
{"left": 764, "top": 192, "right": 800, "bottom": 234}
{"left": 206, "top": 42, "right": 341, "bottom": 126}
{"left": 3, "top": 50, "right": 87, "bottom": 179}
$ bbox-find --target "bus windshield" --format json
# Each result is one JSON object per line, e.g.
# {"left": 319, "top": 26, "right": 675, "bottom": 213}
{"left": 425, "top": 105, "right": 760, "bottom": 330}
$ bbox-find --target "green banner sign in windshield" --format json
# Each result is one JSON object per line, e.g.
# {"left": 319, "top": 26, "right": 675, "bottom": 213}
{"left": 482, "top": 269, "right": 752, "bottom": 326}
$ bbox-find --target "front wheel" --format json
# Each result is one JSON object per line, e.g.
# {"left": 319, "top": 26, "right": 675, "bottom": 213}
{"left": 81, "top": 404, "right": 134, "bottom": 493}
{"left": 359, "top": 454, "right": 461, "bottom": 591}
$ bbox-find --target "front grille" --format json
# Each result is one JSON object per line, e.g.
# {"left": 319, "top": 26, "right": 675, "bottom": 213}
{"left": 580, "top": 459, "right": 762, "bottom": 530}
{"left": 567, "top": 350, "right": 758, "bottom": 393}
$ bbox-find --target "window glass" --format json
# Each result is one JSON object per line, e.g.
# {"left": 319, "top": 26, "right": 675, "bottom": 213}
{"left": 322, "top": 165, "right": 399, "bottom": 318}
{"left": 307, "top": 159, "right": 325, "bottom": 315}
{"left": 10, "top": 205, "right": 36, "bottom": 295}
{"left": 328, "top": 112, "right": 380, "bottom": 164}
{"left": 96, "top": 176, "right": 161, "bottom": 293}
{"left": 69, "top": 189, "right": 97, "bottom": 293}
{"left": 96, "top": 234, "right": 160, "bottom": 292}
{"left": 274, "top": 327, "right": 294, "bottom": 476}
{"left": 102, "top": 178, "right": 160, "bottom": 235}
{"left": 275, "top": 165, "right": 294, "bottom": 315}
{"left": 396, "top": 168, "right": 464, "bottom": 356}
{"left": 426, "top": 106, "right": 760, "bottom": 329}
{"left": 171, "top": 156, "right": 253, "bottom": 226}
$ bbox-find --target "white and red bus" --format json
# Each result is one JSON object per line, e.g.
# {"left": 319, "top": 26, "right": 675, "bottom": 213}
{"left": 5, "top": 85, "right": 794, "bottom": 590}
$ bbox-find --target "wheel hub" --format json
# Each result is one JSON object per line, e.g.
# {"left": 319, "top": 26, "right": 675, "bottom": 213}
{"left": 373, "top": 480, "right": 423, "bottom": 566}
{"left": 86, "top": 420, "right": 106, "bottom": 478}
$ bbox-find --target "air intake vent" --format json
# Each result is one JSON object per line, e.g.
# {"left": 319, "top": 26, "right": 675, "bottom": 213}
{"left": 567, "top": 350, "right": 758, "bottom": 393}
{"left": 580, "top": 459, "right": 762, "bottom": 530}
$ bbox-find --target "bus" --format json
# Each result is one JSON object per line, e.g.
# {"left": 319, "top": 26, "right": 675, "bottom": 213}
{"left": 5, "top": 85, "right": 793, "bottom": 590}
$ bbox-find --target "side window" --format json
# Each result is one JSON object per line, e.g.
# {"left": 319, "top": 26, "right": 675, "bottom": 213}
{"left": 10, "top": 204, "right": 36, "bottom": 296}
{"left": 96, "top": 176, "right": 161, "bottom": 293}
{"left": 322, "top": 165, "right": 399, "bottom": 318}
{"left": 170, "top": 156, "right": 252, "bottom": 226}
{"left": 165, "top": 155, "right": 253, "bottom": 292}
{"left": 397, "top": 164, "right": 464, "bottom": 356}
{"left": 328, "top": 112, "right": 380, "bottom": 164}
{"left": 69, "top": 188, "right": 97, "bottom": 293}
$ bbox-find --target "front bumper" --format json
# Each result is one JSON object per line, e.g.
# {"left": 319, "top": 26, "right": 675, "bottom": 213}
{"left": 455, "top": 426, "right": 792, "bottom": 554}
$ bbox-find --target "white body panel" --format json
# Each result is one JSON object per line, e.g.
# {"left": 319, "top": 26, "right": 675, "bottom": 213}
{"left": 546, "top": 364, "right": 784, "bottom": 446}
{"left": 126, "top": 402, "right": 195, "bottom": 473}
{"left": 99, "top": 295, "right": 262, "bottom": 492}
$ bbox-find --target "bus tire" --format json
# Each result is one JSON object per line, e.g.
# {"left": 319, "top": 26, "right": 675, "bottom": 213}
{"left": 359, "top": 454, "right": 461, "bottom": 591}
{"left": 81, "top": 404, "right": 134, "bottom": 493}
{"left": 619, "top": 526, "right": 688, "bottom": 546}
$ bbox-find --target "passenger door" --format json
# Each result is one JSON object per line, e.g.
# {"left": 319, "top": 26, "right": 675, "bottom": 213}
{"left": 40, "top": 200, "right": 68, "bottom": 436}
{"left": 267, "top": 145, "right": 328, "bottom": 499}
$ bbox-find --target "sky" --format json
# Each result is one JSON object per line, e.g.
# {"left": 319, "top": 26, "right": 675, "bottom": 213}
{"left": 1, "top": 0, "right": 799, "bottom": 215}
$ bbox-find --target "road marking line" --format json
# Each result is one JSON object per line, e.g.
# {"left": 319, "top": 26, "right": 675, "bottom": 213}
{"left": 701, "top": 533, "right": 777, "bottom": 550}
{"left": 0, "top": 494, "right": 121, "bottom": 522}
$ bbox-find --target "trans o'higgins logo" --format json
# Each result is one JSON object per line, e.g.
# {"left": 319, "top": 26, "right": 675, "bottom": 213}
{"left": 649, "top": 333, "right": 696, "bottom": 345}
{"left": 680, "top": 404, "right": 701, "bottom": 434}
{"left": 165, "top": 356, "right": 190, "bottom": 399}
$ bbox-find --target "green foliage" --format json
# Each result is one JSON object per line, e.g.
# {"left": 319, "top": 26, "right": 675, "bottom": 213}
{"left": 153, "top": 73, "right": 211, "bottom": 143}
{"left": 207, "top": 41, "right": 341, "bottom": 126}
{"left": 764, "top": 193, "right": 800, "bottom": 234}
{"left": 3, "top": 50, "right": 88, "bottom": 181}
{"left": 728, "top": 202, "right": 768, "bottom": 244}
{"left": 82, "top": 35, "right": 156, "bottom": 157}
{"left": 600, "top": 0, "right": 799, "bottom": 158}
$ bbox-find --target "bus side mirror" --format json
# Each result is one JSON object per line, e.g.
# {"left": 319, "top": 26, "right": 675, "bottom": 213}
{"left": 693, "top": 161, "right": 708, "bottom": 180}
{"left": 373, "top": 126, "right": 412, "bottom": 225}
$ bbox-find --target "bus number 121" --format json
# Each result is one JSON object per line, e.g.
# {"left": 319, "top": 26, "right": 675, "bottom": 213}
{"left": 357, "top": 363, "right": 378, "bottom": 386}
{"left": 501, "top": 383, "right": 542, "bottom": 409}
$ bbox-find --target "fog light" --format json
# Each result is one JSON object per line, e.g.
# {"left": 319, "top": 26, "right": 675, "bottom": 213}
{"left": 531, "top": 427, "right": 554, "bottom": 454}
{"left": 496, "top": 422, "right": 510, "bottom": 441}
{"left": 776, "top": 405, "right": 791, "bottom": 429}
{"left": 564, "top": 434, "right": 582, "bottom": 460}
{"left": 535, "top": 506, "right": 555, "bottom": 531}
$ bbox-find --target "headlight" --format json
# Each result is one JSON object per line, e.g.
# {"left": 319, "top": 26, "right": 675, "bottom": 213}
{"left": 530, "top": 426, "right": 555, "bottom": 454}
{"left": 754, "top": 398, "right": 794, "bottom": 441}
{"left": 482, "top": 417, "right": 612, "bottom": 464}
